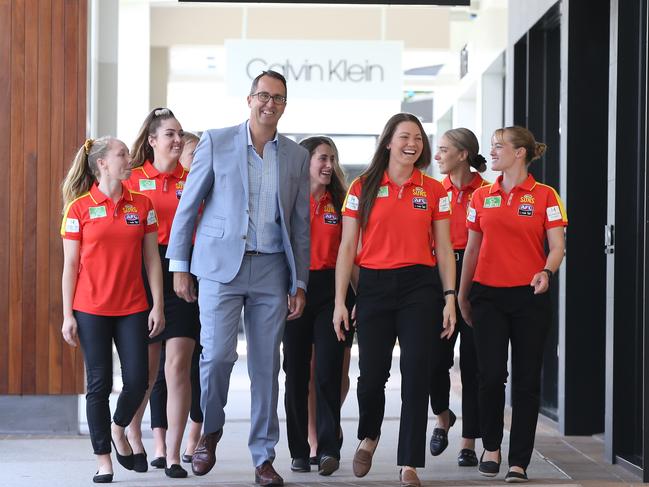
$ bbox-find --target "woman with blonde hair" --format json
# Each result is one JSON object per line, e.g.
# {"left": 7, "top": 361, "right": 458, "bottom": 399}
{"left": 428, "top": 128, "right": 489, "bottom": 466}
{"left": 459, "top": 126, "right": 567, "bottom": 482}
{"left": 60, "top": 136, "right": 164, "bottom": 483}
{"left": 125, "top": 108, "right": 200, "bottom": 479}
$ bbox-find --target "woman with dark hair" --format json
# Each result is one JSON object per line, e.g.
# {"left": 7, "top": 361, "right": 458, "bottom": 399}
{"left": 282, "top": 135, "right": 353, "bottom": 476}
{"left": 125, "top": 107, "right": 200, "bottom": 479}
{"left": 60, "top": 137, "right": 164, "bottom": 483}
{"left": 428, "top": 128, "right": 489, "bottom": 466}
{"left": 458, "top": 126, "right": 567, "bottom": 483}
{"left": 333, "top": 113, "right": 457, "bottom": 487}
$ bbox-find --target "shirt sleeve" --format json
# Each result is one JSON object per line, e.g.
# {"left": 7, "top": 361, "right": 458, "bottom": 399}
{"left": 544, "top": 187, "right": 568, "bottom": 229}
{"left": 60, "top": 201, "right": 82, "bottom": 240}
{"left": 341, "top": 178, "right": 362, "bottom": 219}
{"left": 466, "top": 190, "right": 482, "bottom": 233}
{"left": 431, "top": 180, "right": 451, "bottom": 221}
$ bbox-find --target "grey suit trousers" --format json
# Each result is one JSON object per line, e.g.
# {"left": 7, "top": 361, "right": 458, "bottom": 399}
{"left": 197, "top": 253, "right": 289, "bottom": 467}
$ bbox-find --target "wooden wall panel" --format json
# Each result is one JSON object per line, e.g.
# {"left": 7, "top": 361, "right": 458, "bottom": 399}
{"left": 0, "top": 0, "right": 87, "bottom": 395}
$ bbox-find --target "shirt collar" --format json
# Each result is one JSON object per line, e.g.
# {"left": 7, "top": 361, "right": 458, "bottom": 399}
{"left": 141, "top": 160, "right": 186, "bottom": 179}
{"left": 246, "top": 120, "right": 278, "bottom": 148}
{"left": 89, "top": 182, "right": 133, "bottom": 204}
{"left": 442, "top": 173, "right": 484, "bottom": 192}
{"left": 490, "top": 173, "right": 536, "bottom": 194}
{"left": 381, "top": 168, "right": 424, "bottom": 187}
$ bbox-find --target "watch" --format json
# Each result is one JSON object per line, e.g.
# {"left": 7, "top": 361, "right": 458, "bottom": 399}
{"left": 443, "top": 289, "right": 457, "bottom": 296}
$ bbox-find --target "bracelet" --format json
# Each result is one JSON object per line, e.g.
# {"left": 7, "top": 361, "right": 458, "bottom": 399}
{"left": 443, "top": 289, "right": 457, "bottom": 296}
{"left": 542, "top": 268, "right": 553, "bottom": 278}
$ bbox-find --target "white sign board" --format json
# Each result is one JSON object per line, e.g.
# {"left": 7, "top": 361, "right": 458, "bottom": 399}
{"left": 226, "top": 40, "right": 403, "bottom": 100}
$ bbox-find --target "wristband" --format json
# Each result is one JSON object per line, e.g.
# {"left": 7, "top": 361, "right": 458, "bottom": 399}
{"left": 443, "top": 290, "right": 457, "bottom": 297}
{"left": 542, "top": 268, "right": 553, "bottom": 279}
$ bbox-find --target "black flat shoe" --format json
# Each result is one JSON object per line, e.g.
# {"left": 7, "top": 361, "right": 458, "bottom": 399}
{"left": 110, "top": 437, "right": 134, "bottom": 471}
{"left": 133, "top": 449, "right": 148, "bottom": 473}
{"left": 165, "top": 463, "right": 188, "bottom": 478}
{"left": 181, "top": 451, "right": 193, "bottom": 463}
{"left": 458, "top": 448, "right": 478, "bottom": 467}
{"left": 309, "top": 456, "right": 318, "bottom": 465}
{"left": 478, "top": 449, "right": 501, "bottom": 477}
{"left": 429, "top": 409, "right": 457, "bottom": 456}
{"left": 505, "top": 470, "right": 528, "bottom": 483}
{"left": 291, "top": 457, "right": 311, "bottom": 472}
{"left": 93, "top": 471, "right": 113, "bottom": 483}
{"left": 150, "top": 456, "right": 166, "bottom": 469}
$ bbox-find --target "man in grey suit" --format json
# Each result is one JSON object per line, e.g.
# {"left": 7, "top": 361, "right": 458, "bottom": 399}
{"left": 166, "top": 70, "right": 310, "bottom": 485}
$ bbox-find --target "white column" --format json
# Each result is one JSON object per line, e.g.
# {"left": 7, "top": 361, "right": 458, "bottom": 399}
{"left": 117, "top": 0, "right": 150, "bottom": 144}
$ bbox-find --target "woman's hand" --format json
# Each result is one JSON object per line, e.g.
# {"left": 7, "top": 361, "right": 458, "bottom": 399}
{"left": 148, "top": 305, "right": 165, "bottom": 338}
{"left": 332, "top": 303, "right": 349, "bottom": 342}
{"left": 440, "top": 297, "right": 457, "bottom": 339}
{"left": 530, "top": 271, "right": 550, "bottom": 294}
{"left": 458, "top": 293, "right": 472, "bottom": 327}
{"left": 61, "top": 315, "right": 79, "bottom": 347}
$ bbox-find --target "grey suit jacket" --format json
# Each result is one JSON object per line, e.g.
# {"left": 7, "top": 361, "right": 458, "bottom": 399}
{"left": 166, "top": 121, "right": 310, "bottom": 295}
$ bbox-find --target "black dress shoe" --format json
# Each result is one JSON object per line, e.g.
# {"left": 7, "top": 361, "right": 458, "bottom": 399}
{"left": 309, "top": 456, "right": 318, "bottom": 465}
{"left": 458, "top": 448, "right": 478, "bottom": 467}
{"left": 478, "top": 450, "right": 501, "bottom": 477}
{"left": 150, "top": 456, "right": 166, "bottom": 469}
{"left": 181, "top": 451, "right": 193, "bottom": 463}
{"left": 133, "top": 449, "right": 148, "bottom": 473}
{"left": 110, "top": 437, "right": 134, "bottom": 471}
{"left": 429, "top": 409, "right": 457, "bottom": 456}
{"left": 318, "top": 455, "right": 339, "bottom": 476}
{"left": 93, "top": 471, "right": 113, "bottom": 483}
{"left": 505, "top": 470, "right": 528, "bottom": 483}
{"left": 165, "top": 463, "right": 188, "bottom": 478}
{"left": 290, "top": 457, "right": 311, "bottom": 472}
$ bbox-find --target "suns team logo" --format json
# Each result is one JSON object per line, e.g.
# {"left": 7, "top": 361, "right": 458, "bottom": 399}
{"left": 412, "top": 186, "right": 427, "bottom": 197}
{"left": 122, "top": 204, "right": 138, "bottom": 214}
{"left": 520, "top": 194, "right": 535, "bottom": 204}
{"left": 175, "top": 181, "right": 185, "bottom": 199}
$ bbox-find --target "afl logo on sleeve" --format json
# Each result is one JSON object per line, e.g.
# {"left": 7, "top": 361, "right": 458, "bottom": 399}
{"left": 346, "top": 194, "right": 359, "bottom": 211}
{"left": 546, "top": 205, "right": 562, "bottom": 221}
{"left": 65, "top": 218, "right": 79, "bottom": 233}
{"left": 438, "top": 196, "right": 450, "bottom": 212}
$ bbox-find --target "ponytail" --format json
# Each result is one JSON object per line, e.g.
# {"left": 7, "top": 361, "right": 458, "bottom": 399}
{"left": 131, "top": 107, "right": 177, "bottom": 168}
{"left": 61, "top": 136, "right": 113, "bottom": 207}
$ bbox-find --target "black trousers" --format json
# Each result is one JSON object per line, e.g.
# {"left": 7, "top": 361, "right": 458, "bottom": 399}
{"left": 282, "top": 269, "right": 349, "bottom": 460}
{"left": 469, "top": 283, "right": 551, "bottom": 469}
{"left": 356, "top": 265, "right": 443, "bottom": 468}
{"left": 149, "top": 341, "right": 203, "bottom": 429}
{"left": 75, "top": 310, "right": 149, "bottom": 455}
{"left": 429, "top": 251, "right": 481, "bottom": 438}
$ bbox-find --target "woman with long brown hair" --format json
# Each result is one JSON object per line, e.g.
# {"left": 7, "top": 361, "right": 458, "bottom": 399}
{"left": 333, "top": 113, "right": 457, "bottom": 487}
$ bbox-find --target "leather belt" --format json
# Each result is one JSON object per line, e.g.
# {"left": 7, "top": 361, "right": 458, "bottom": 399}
{"left": 244, "top": 250, "right": 267, "bottom": 256}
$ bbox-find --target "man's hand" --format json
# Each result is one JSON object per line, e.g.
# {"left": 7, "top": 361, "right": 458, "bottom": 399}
{"left": 174, "top": 272, "right": 197, "bottom": 303}
{"left": 287, "top": 288, "right": 306, "bottom": 320}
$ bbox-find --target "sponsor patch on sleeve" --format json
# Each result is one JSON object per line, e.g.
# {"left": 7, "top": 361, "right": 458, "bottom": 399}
{"left": 467, "top": 206, "right": 477, "bottom": 223}
{"left": 147, "top": 209, "right": 158, "bottom": 225}
{"left": 546, "top": 205, "right": 562, "bottom": 222}
{"left": 65, "top": 218, "right": 79, "bottom": 233}
{"left": 345, "top": 194, "right": 359, "bottom": 211}
{"left": 438, "top": 196, "right": 450, "bottom": 212}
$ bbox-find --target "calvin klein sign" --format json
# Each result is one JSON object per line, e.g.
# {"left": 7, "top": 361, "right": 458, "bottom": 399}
{"left": 226, "top": 40, "right": 403, "bottom": 100}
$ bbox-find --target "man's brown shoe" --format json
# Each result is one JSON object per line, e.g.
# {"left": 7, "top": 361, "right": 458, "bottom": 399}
{"left": 400, "top": 468, "right": 421, "bottom": 487}
{"left": 352, "top": 436, "right": 379, "bottom": 478}
{"left": 191, "top": 429, "right": 223, "bottom": 476}
{"left": 255, "top": 460, "right": 284, "bottom": 486}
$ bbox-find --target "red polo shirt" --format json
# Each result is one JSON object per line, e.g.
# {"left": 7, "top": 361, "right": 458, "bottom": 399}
{"left": 126, "top": 160, "right": 187, "bottom": 245}
{"left": 442, "top": 173, "right": 490, "bottom": 250}
{"left": 310, "top": 191, "right": 342, "bottom": 271}
{"left": 342, "top": 169, "right": 451, "bottom": 269}
{"left": 467, "top": 174, "right": 568, "bottom": 287}
{"left": 60, "top": 183, "right": 158, "bottom": 315}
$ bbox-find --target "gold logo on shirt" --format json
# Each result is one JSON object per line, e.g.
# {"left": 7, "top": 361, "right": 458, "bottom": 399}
{"left": 412, "top": 186, "right": 427, "bottom": 197}
{"left": 520, "top": 194, "right": 535, "bottom": 204}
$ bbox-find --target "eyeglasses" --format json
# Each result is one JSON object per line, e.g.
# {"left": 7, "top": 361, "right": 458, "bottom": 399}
{"left": 250, "top": 92, "right": 287, "bottom": 105}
